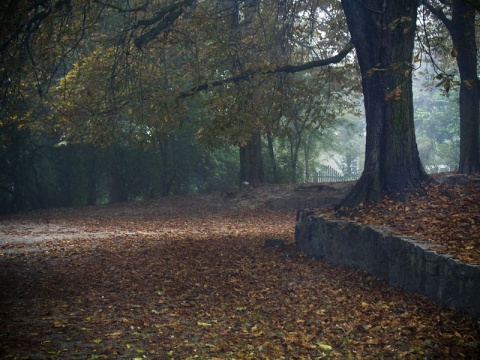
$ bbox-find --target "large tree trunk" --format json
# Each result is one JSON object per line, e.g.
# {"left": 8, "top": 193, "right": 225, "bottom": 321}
{"left": 451, "top": 0, "right": 480, "bottom": 173}
{"left": 339, "top": 0, "right": 428, "bottom": 207}
{"left": 226, "top": 1, "right": 266, "bottom": 186}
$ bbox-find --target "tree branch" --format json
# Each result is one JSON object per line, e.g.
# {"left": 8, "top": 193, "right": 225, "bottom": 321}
{"left": 133, "top": 0, "right": 195, "bottom": 49}
{"left": 464, "top": 0, "right": 480, "bottom": 11}
{"left": 93, "top": 0, "right": 151, "bottom": 13}
{"left": 0, "top": 0, "right": 72, "bottom": 55}
{"left": 179, "top": 41, "right": 354, "bottom": 98}
{"left": 422, "top": 0, "right": 453, "bottom": 33}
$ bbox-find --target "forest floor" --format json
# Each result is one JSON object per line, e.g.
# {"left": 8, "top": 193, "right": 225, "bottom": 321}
{"left": 1, "top": 173, "right": 479, "bottom": 359}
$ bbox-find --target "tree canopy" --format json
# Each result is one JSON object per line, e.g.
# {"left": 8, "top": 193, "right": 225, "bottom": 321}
{"left": 0, "top": 0, "right": 478, "bottom": 212}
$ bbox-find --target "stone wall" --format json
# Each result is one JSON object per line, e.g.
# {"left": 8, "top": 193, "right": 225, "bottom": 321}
{"left": 295, "top": 211, "right": 480, "bottom": 321}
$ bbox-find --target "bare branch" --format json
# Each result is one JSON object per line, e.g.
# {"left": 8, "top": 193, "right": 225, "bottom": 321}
{"left": 93, "top": 0, "right": 151, "bottom": 13}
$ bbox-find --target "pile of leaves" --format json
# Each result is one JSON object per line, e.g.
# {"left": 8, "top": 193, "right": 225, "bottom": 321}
{"left": 1, "top": 196, "right": 479, "bottom": 359}
{"left": 323, "top": 175, "right": 480, "bottom": 264}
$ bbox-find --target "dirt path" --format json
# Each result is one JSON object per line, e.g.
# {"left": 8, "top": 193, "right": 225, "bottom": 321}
{"left": 1, "top": 189, "right": 480, "bottom": 358}
{"left": 0, "top": 182, "right": 352, "bottom": 253}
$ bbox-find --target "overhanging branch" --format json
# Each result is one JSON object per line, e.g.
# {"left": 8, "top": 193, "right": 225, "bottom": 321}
{"left": 133, "top": 0, "right": 195, "bottom": 49}
{"left": 464, "top": 0, "right": 480, "bottom": 11}
{"left": 179, "top": 41, "right": 355, "bottom": 98}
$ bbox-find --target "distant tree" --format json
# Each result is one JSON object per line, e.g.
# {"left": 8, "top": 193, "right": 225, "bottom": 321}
{"left": 422, "top": 0, "right": 480, "bottom": 173}
{"left": 3, "top": 0, "right": 441, "bottom": 210}
{"left": 414, "top": 82, "right": 460, "bottom": 171}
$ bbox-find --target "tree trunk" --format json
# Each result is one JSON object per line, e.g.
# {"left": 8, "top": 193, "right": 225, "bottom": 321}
{"left": 288, "top": 133, "right": 301, "bottom": 183}
{"left": 58, "top": 146, "right": 75, "bottom": 207}
{"left": 239, "top": 131, "right": 265, "bottom": 186}
{"left": 339, "top": 0, "right": 428, "bottom": 207}
{"left": 304, "top": 132, "right": 315, "bottom": 182}
{"left": 344, "top": 153, "right": 354, "bottom": 178}
{"left": 225, "top": 1, "right": 267, "bottom": 187}
{"left": 86, "top": 146, "right": 97, "bottom": 206}
{"left": 107, "top": 146, "right": 128, "bottom": 204}
{"left": 159, "top": 135, "right": 175, "bottom": 197}
{"left": 451, "top": 0, "right": 480, "bottom": 173}
{"left": 266, "top": 131, "right": 279, "bottom": 183}
{"left": 304, "top": 143, "right": 310, "bottom": 183}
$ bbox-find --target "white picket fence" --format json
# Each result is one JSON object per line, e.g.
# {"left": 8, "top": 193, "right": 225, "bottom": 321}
{"left": 312, "top": 165, "right": 360, "bottom": 183}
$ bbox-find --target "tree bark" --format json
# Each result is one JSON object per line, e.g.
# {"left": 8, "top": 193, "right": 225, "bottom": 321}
{"left": 304, "top": 133, "right": 312, "bottom": 183}
{"left": 86, "top": 146, "right": 97, "bottom": 206}
{"left": 424, "top": 0, "right": 480, "bottom": 174}
{"left": 339, "top": 0, "right": 428, "bottom": 207}
{"left": 266, "top": 131, "right": 279, "bottom": 183}
{"left": 288, "top": 131, "right": 302, "bottom": 184}
{"left": 179, "top": 42, "right": 354, "bottom": 99}
{"left": 451, "top": 0, "right": 480, "bottom": 173}
{"left": 239, "top": 131, "right": 266, "bottom": 186}
{"left": 107, "top": 146, "right": 128, "bottom": 204}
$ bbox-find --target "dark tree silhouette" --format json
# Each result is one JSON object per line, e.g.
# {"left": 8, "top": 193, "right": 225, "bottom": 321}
{"left": 339, "top": 0, "right": 429, "bottom": 207}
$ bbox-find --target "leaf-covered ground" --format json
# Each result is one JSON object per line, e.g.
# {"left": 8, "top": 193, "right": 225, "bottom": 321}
{"left": 321, "top": 173, "right": 480, "bottom": 265}
{"left": 1, "top": 186, "right": 480, "bottom": 359}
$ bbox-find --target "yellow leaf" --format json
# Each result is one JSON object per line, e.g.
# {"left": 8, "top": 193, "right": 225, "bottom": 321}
{"left": 318, "top": 343, "right": 333, "bottom": 351}
{"left": 197, "top": 321, "right": 212, "bottom": 327}
{"left": 463, "top": 79, "right": 476, "bottom": 90}
{"left": 53, "top": 321, "right": 64, "bottom": 328}
{"left": 106, "top": 331, "right": 122, "bottom": 337}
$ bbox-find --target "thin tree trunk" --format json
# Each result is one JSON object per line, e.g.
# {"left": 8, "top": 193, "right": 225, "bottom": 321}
{"left": 304, "top": 132, "right": 314, "bottom": 182}
{"left": 288, "top": 134, "right": 301, "bottom": 184}
{"left": 86, "top": 146, "right": 97, "bottom": 206}
{"left": 266, "top": 131, "right": 279, "bottom": 183}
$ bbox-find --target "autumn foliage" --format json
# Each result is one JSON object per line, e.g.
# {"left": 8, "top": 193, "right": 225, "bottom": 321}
{"left": 1, "top": 188, "right": 480, "bottom": 358}
{"left": 326, "top": 174, "right": 480, "bottom": 265}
